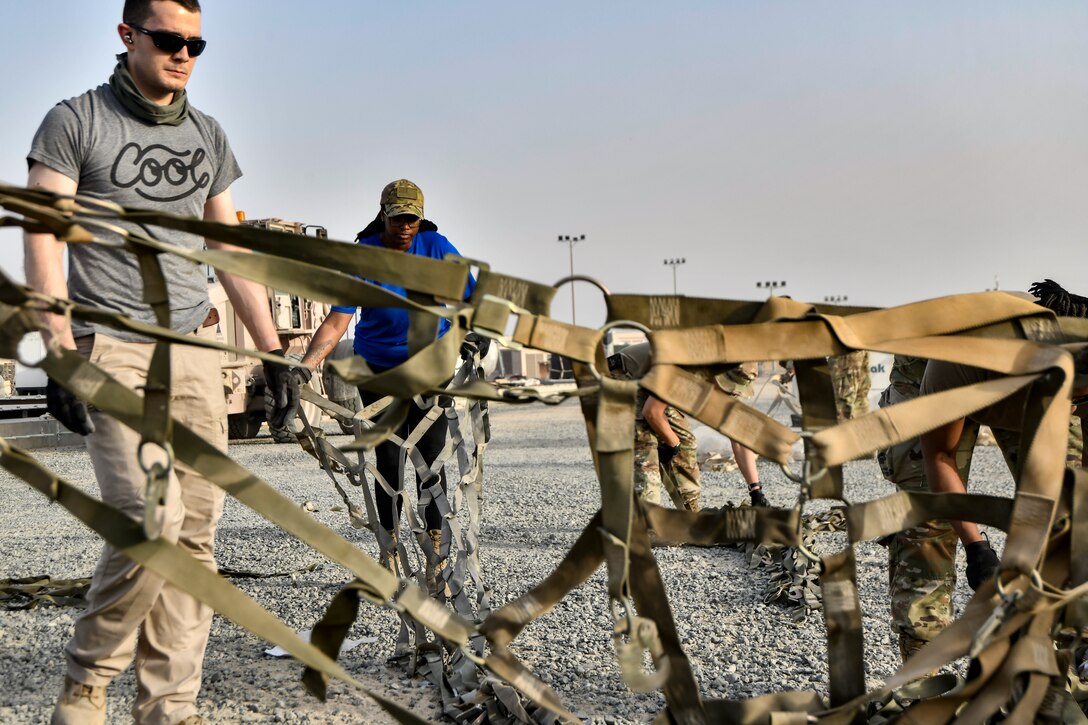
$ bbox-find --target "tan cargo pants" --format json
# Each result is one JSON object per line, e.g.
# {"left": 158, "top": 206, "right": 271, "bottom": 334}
{"left": 66, "top": 326, "right": 226, "bottom": 725}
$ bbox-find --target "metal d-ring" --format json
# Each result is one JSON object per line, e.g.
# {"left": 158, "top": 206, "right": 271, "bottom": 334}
{"left": 552, "top": 274, "right": 612, "bottom": 298}
{"left": 995, "top": 567, "right": 1043, "bottom": 598}
{"left": 585, "top": 319, "right": 653, "bottom": 381}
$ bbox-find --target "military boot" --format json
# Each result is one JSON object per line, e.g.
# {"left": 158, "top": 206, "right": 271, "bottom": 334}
{"left": 682, "top": 493, "right": 701, "bottom": 512}
{"left": 51, "top": 675, "right": 106, "bottom": 725}
{"left": 965, "top": 538, "right": 1000, "bottom": 591}
{"left": 427, "top": 528, "right": 449, "bottom": 597}
{"left": 748, "top": 483, "right": 770, "bottom": 508}
{"left": 379, "top": 529, "right": 400, "bottom": 573}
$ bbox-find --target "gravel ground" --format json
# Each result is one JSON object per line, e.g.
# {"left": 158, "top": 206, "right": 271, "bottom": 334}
{"left": 0, "top": 393, "right": 1014, "bottom": 724}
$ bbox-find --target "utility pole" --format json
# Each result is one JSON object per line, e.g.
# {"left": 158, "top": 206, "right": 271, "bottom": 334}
{"left": 557, "top": 234, "right": 585, "bottom": 324}
{"left": 757, "top": 280, "right": 787, "bottom": 297}
{"left": 663, "top": 258, "right": 686, "bottom": 295}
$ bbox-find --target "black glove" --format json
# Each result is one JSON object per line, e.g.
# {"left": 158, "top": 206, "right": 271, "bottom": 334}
{"left": 658, "top": 442, "right": 681, "bottom": 467}
{"left": 46, "top": 377, "right": 95, "bottom": 436}
{"left": 263, "top": 350, "right": 307, "bottom": 429}
{"left": 965, "top": 539, "right": 1001, "bottom": 591}
{"left": 460, "top": 332, "right": 491, "bottom": 361}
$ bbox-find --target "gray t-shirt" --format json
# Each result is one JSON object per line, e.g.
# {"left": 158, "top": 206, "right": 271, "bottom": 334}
{"left": 28, "top": 83, "right": 242, "bottom": 340}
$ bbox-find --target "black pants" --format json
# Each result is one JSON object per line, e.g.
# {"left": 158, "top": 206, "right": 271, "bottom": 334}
{"left": 359, "top": 372, "right": 449, "bottom": 531}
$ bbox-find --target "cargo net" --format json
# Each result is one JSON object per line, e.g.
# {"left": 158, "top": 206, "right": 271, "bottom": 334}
{"left": 2, "top": 182, "right": 1088, "bottom": 724}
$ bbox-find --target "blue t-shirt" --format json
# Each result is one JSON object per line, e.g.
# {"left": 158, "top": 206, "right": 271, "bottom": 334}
{"left": 331, "top": 230, "right": 476, "bottom": 368}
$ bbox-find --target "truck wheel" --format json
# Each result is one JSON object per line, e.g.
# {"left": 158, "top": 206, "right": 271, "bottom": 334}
{"left": 228, "top": 413, "right": 263, "bottom": 440}
{"left": 334, "top": 394, "right": 361, "bottom": 435}
{"left": 264, "top": 391, "right": 296, "bottom": 444}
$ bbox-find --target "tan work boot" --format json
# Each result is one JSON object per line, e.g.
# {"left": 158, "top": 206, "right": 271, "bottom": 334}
{"left": 427, "top": 528, "right": 449, "bottom": 597}
{"left": 51, "top": 675, "right": 106, "bottom": 725}
{"left": 379, "top": 529, "right": 400, "bottom": 573}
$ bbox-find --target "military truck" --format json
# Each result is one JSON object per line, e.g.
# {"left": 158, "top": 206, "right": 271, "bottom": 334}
{"left": 210, "top": 215, "right": 360, "bottom": 441}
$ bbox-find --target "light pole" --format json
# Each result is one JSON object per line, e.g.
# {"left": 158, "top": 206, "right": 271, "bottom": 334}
{"left": 664, "top": 257, "right": 686, "bottom": 295}
{"left": 757, "top": 280, "right": 787, "bottom": 297}
{"left": 823, "top": 295, "right": 848, "bottom": 303}
{"left": 557, "top": 234, "right": 585, "bottom": 324}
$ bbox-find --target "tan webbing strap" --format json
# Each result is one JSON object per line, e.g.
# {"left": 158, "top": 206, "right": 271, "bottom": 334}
{"left": 1072, "top": 469, "right": 1088, "bottom": 587}
{"left": 470, "top": 270, "right": 557, "bottom": 315}
{"left": 821, "top": 549, "right": 865, "bottom": 706}
{"left": 34, "top": 205, "right": 441, "bottom": 314}
{"left": 0, "top": 272, "right": 296, "bottom": 367}
{"left": 626, "top": 508, "right": 706, "bottom": 725}
{"left": 954, "top": 610, "right": 1059, "bottom": 723}
{"left": 641, "top": 364, "right": 798, "bottom": 465}
{"left": 793, "top": 358, "right": 845, "bottom": 500}
{"left": 510, "top": 314, "right": 599, "bottom": 364}
{"left": 808, "top": 373, "right": 1037, "bottom": 470}
{"left": 482, "top": 650, "right": 581, "bottom": 724}
{"left": 0, "top": 442, "right": 430, "bottom": 725}
{"left": 96, "top": 201, "right": 472, "bottom": 301}
{"left": 844, "top": 491, "right": 1014, "bottom": 543}
{"left": 594, "top": 378, "right": 662, "bottom": 690}
{"left": 819, "top": 292, "right": 1049, "bottom": 349}
{"left": 650, "top": 320, "right": 845, "bottom": 366}
{"left": 691, "top": 691, "right": 824, "bottom": 725}
{"left": 606, "top": 294, "right": 764, "bottom": 329}
{"left": 480, "top": 512, "right": 606, "bottom": 649}
{"left": 327, "top": 327, "right": 461, "bottom": 397}
{"left": 38, "top": 347, "right": 487, "bottom": 648}
{"left": 644, "top": 504, "right": 801, "bottom": 548}
{"left": 128, "top": 247, "right": 175, "bottom": 540}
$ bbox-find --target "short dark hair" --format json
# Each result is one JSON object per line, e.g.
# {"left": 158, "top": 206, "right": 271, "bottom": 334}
{"left": 123, "top": 0, "right": 201, "bottom": 26}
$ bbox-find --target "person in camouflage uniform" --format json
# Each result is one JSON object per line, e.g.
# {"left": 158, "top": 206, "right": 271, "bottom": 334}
{"left": 879, "top": 355, "right": 968, "bottom": 661}
{"left": 829, "top": 349, "right": 871, "bottom": 421}
{"left": 609, "top": 344, "right": 770, "bottom": 510}
{"left": 880, "top": 353, "right": 1085, "bottom": 662}
{"left": 611, "top": 343, "right": 701, "bottom": 511}
{"left": 714, "top": 363, "right": 770, "bottom": 506}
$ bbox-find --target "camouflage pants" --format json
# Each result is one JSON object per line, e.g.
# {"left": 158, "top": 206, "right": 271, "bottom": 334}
{"left": 882, "top": 415, "right": 1083, "bottom": 658}
{"left": 829, "top": 350, "right": 871, "bottom": 421}
{"left": 635, "top": 408, "right": 700, "bottom": 511}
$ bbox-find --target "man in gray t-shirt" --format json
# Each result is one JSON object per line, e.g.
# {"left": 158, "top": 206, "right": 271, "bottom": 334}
{"left": 23, "top": 2, "right": 295, "bottom": 723}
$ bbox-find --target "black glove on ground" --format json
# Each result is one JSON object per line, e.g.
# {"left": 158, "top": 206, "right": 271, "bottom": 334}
{"left": 658, "top": 442, "right": 681, "bottom": 467}
{"left": 46, "top": 377, "right": 95, "bottom": 436}
{"left": 965, "top": 539, "right": 1001, "bottom": 591}
{"left": 263, "top": 350, "right": 305, "bottom": 429}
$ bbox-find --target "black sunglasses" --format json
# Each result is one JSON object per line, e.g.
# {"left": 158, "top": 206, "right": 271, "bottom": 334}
{"left": 130, "top": 24, "right": 207, "bottom": 57}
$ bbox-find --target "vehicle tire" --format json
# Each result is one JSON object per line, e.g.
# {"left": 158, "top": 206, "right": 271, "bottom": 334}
{"left": 228, "top": 413, "right": 250, "bottom": 440}
{"left": 264, "top": 390, "right": 295, "bottom": 444}
{"left": 228, "top": 413, "right": 264, "bottom": 440}
{"left": 334, "top": 393, "right": 361, "bottom": 435}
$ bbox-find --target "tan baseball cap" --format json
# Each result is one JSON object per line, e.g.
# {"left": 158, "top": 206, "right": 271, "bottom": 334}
{"left": 381, "top": 179, "right": 424, "bottom": 218}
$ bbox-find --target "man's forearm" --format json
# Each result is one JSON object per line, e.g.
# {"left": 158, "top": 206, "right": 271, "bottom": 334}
{"left": 218, "top": 272, "right": 281, "bottom": 352}
{"left": 301, "top": 312, "right": 353, "bottom": 368}
{"left": 24, "top": 231, "right": 76, "bottom": 349}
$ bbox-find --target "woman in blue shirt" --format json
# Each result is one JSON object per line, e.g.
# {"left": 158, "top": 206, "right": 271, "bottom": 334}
{"left": 294, "top": 179, "right": 475, "bottom": 576}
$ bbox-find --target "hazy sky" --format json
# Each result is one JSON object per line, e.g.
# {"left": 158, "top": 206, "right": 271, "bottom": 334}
{"left": 2, "top": 1, "right": 1085, "bottom": 327}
